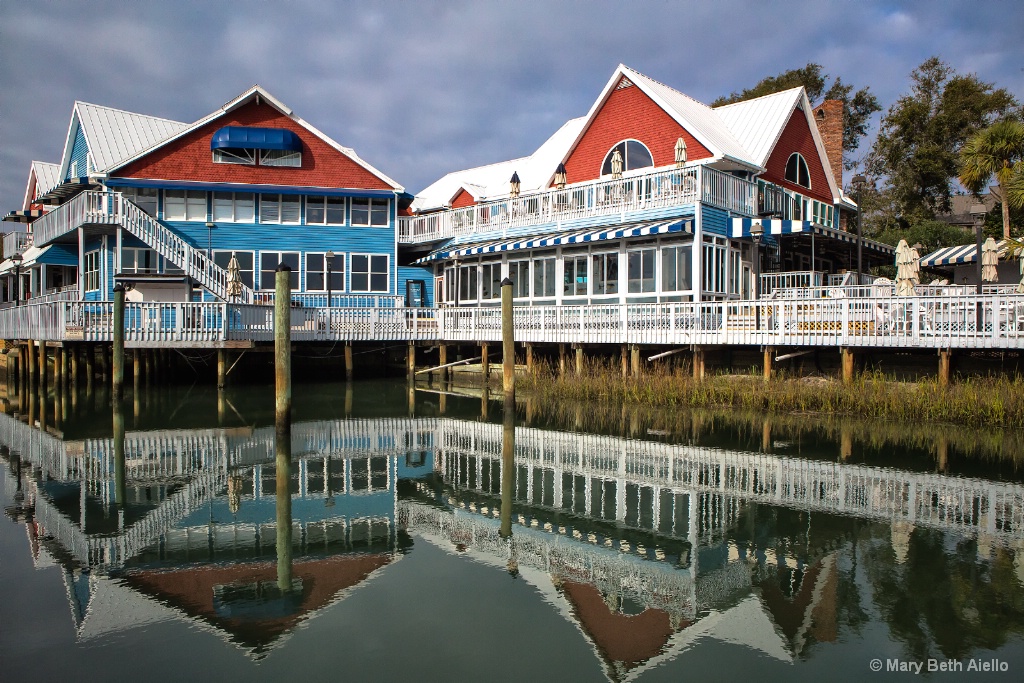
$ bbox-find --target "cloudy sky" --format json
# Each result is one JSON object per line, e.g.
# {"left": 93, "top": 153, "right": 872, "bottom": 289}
{"left": 1, "top": 0, "right": 1022, "bottom": 211}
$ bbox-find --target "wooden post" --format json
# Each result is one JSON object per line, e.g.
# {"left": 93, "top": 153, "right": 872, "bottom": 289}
{"left": 480, "top": 342, "right": 489, "bottom": 384}
{"left": 693, "top": 346, "right": 705, "bottom": 381}
{"left": 27, "top": 341, "right": 36, "bottom": 387}
{"left": 407, "top": 341, "right": 416, "bottom": 379}
{"left": 438, "top": 345, "right": 448, "bottom": 381}
{"left": 144, "top": 349, "right": 153, "bottom": 387}
{"left": 631, "top": 345, "right": 641, "bottom": 377}
{"left": 575, "top": 345, "right": 584, "bottom": 376}
{"left": 558, "top": 344, "right": 565, "bottom": 376}
{"left": 499, "top": 395, "right": 515, "bottom": 541}
{"left": 112, "top": 284, "right": 125, "bottom": 402}
{"left": 101, "top": 345, "right": 111, "bottom": 383}
{"left": 763, "top": 346, "right": 774, "bottom": 381}
{"left": 217, "top": 348, "right": 227, "bottom": 389}
{"left": 54, "top": 346, "right": 64, "bottom": 389}
{"left": 275, "top": 264, "right": 292, "bottom": 428}
{"left": 70, "top": 344, "right": 79, "bottom": 387}
{"left": 38, "top": 340, "right": 47, "bottom": 389}
{"left": 501, "top": 277, "right": 515, "bottom": 397}
{"left": 841, "top": 347, "right": 854, "bottom": 384}
{"left": 113, "top": 399, "right": 126, "bottom": 507}
{"left": 938, "top": 348, "right": 951, "bottom": 387}
{"left": 621, "top": 344, "right": 628, "bottom": 378}
{"left": 61, "top": 346, "right": 70, "bottom": 390}
{"left": 133, "top": 350, "right": 141, "bottom": 397}
{"left": 276, "top": 391, "right": 293, "bottom": 593}
{"left": 525, "top": 343, "right": 534, "bottom": 375}
{"left": 345, "top": 343, "right": 354, "bottom": 381}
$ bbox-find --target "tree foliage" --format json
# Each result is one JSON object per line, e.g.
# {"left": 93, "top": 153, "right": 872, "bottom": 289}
{"left": 713, "top": 63, "right": 881, "bottom": 163}
{"left": 959, "top": 119, "right": 1024, "bottom": 239}
{"left": 865, "top": 57, "right": 1019, "bottom": 223}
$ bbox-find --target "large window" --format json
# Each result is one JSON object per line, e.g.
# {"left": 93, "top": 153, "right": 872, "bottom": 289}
{"left": 164, "top": 190, "right": 206, "bottom": 221}
{"left": 213, "top": 250, "right": 254, "bottom": 289}
{"left": 260, "top": 194, "right": 301, "bottom": 224}
{"left": 213, "top": 147, "right": 256, "bottom": 165}
{"left": 785, "top": 153, "right": 811, "bottom": 188}
{"left": 533, "top": 255, "right": 556, "bottom": 298}
{"left": 306, "top": 196, "right": 346, "bottom": 225}
{"left": 702, "top": 237, "right": 727, "bottom": 294}
{"left": 591, "top": 252, "right": 618, "bottom": 296}
{"left": 121, "top": 248, "right": 157, "bottom": 274}
{"left": 351, "top": 198, "right": 389, "bottom": 227}
{"left": 260, "top": 149, "right": 301, "bottom": 167}
{"left": 305, "top": 252, "right": 344, "bottom": 292}
{"left": 601, "top": 140, "right": 654, "bottom": 176}
{"left": 627, "top": 247, "right": 656, "bottom": 293}
{"left": 563, "top": 253, "right": 588, "bottom": 297}
{"left": 260, "top": 251, "right": 299, "bottom": 290}
{"left": 121, "top": 187, "right": 158, "bottom": 216}
{"left": 508, "top": 261, "right": 530, "bottom": 298}
{"left": 351, "top": 254, "right": 389, "bottom": 293}
{"left": 84, "top": 250, "right": 100, "bottom": 291}
{"left": 212, "top": 192, "right": 255, "bottom": 222}
{"left": 661, "top": 244, "right": 691, "bottom": 292}
{"left": 457, "top": 264, "right": 478, "bottom": 302}
{"left": 480, "top": 262, "right": 502, "bottom": 300}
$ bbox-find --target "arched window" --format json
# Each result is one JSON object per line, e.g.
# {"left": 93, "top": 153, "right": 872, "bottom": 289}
{"left": 601, "top": 140, "right": 654, "bottom": 176}
{"left": 785, "top": 153, "right": 811, "bottom": 188}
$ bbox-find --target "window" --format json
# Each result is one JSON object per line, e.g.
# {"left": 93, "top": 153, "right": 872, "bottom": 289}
{"left": 508, "top": 261, "right": 530, "bottom": 298}
{"left": 592, "top": 252, "right": 618, "bottom": 296}
{"left": 305, "top": 252, "right": 344, "bottom": 292}
{"left": 785, "top": 153, "right": 810, "bottom": 188}
{"left": 306, "top": 196, "right": 346, "bottom": 225}
{"left": 260, "top": 149, "right": 301, "bottom": 167}
{"left": 259, "top": 251, "right": 299, "bottom": 290}
{"left": 351, "top": 254, "right": 389, "bottom": 293}
{"left": 84, "top": 250, "right": 100, "bottom": 291}
{"left": 212, "top": 148, "right": 256, "bottom": 165}
{"left": 121, "top": 248, "right": 157, "bottom": 274}
{"left": 563, "top": 253, "right": 588, "bottom": 297}
{"left": 260, "top": 194, "right": 300, "bottom": 224}
{"left": 729, "top": 249, "right": 742, "bottom": 296}
{"left": 661, "top": 244, "right": 691, "bottom": 292}
{"left": 70, "top": 160, "right": 78, "bottom": 178}
{"left": 601, "top": 140, "right": 654, "bottom": 176}
{"left": 212, "top": 192, "right": 255, "bottom": 222}
{"left": 533, "top": 256, "right": 556, "bottom": 298}
{"left": 702, "top": 237, "right": 727, "bottom": 294}
{"left": 164, "top": 190, "right": 207, "bottom": 221}
{"left": 627, "top": 248, "right": 656, "bottom": 293}
{"left": 122, "top": 187, "right": 158, "bottom": 216}
{"left": 351, "top": 198, "right": 389, "bottom": 227}
{"left": 480, "top": 262, "right": 502, "bottom": 300}
{"left": 457, "top": 264, "right": 478, "bottom": 302}
{"left": 213, "top": 251, "right": 254, "bottom": 289}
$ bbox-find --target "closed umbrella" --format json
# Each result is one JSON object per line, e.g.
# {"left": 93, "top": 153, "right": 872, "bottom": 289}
{"left": 981, "top": 237, "right": 999, "bottom": 283}
{"left": 894, "top": 239, "right": 915, "bottom": 296}
{"left": 611, "top": 148, "right": 623, "bottom": 179}
{"left": 1018, "top": 249, "right": 1024, "bottom": 294}
{"left": 226, "top": 252, "right": 243, "bottom": 301}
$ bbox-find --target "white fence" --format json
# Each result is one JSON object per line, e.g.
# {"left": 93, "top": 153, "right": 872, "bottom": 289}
{"left": 1, "top": 295, "right": 1023, "bottom": 350}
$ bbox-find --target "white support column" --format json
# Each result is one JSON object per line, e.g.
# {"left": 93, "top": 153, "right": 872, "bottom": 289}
{"left": 616, "top": 477, "right": 626, "bottom": 522}
{"left": 78, "top": 226, "right": 85, "bottom": 295}
{"left": 693, "top": 204, "right": 703, "bottom": 303}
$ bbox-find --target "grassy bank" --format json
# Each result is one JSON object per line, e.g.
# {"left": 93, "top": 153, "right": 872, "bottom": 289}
{"left": 516, "top": 359, "right": 1024, "bottom": 429}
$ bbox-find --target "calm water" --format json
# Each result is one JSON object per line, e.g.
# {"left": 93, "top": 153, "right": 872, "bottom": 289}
{"left": 2, "top": 378, "right": 1024, "bottom": 682}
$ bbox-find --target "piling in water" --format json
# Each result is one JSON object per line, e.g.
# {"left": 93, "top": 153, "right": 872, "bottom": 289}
{"left": 275, "top": 264, "right": 292, "bottom": 426}
{"left": 501, "top": 277, "right": 515, "bottom": 397}
{"left": 112, "top": 284, "right": 125, "bottom": 401}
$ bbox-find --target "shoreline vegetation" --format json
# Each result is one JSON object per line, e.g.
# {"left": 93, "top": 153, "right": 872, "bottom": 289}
{"left": 512, "top": 360, "right": 1024, "bottom": 430}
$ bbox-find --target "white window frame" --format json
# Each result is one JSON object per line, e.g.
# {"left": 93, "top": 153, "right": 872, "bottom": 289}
{"left": 164, "top": 190, "right": 207, "bottom": 222}
{"left": 212, "top": 192, "right": 256, "bottom": 223}
{"left": 350, "top": 253, "right": 390, "bottom": 293}
{"left": 661, "top": 243, "right": 692, "bottom": 293}
{"left": 121, "top": 187, "right": 158, "bottom": 217}
{"left": 626, "top": 246, "right": 657, "bottom": 294}
{"left": 480, "top": 262, "right": 503, "bottom": 300}
{"left": 212, "top": 148, "right": 256, "bottom": 165}
{"left": 508, "top": 260, "right": 530, "bottom": 298}
{"left": 601, "top": 139, "right": 654, "bottom": 177}
{"left": 785, "top": 152, "right": 811, "bottom": 189}
{"left": 304, "top": 252, "right": 344, "bottom": 293}
{"left": 306, "top": 196, "right": 346, "bottom": 225}
{"left": 213, "top": 250, "right": 255, "bottom": 290}
{"left": 121, "top": 248, "right": 158, "bottom": 274}
{"left": 351, "top": 197, "right": 389, "bottom": 227}
{"left": 260, "top": 194, "right": 301, "bottom": 225}
{"left": 259, "top": 251, "right": 300, "bottom": 291}
{"left": 533, "top": 255, "right": 556, "bottom": 299}
{"left": 563, "top": 252, "right": 588, "bottom": 297}
{"left": 260, "top": 149, "right": 301, "bottom": 167}
{"left": 84, "top": 250, "right": 100, "bottom": 291}
{"left": 591, "top": 251, "right": 619, "bottom": 296}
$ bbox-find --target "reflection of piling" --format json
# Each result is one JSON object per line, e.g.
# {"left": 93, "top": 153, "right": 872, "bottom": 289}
{"left": 344, "top": 343, "right": 354, "bottom": 381}
{"left": 113, "top": 398, "right": 126, "bottom": 507}
{"left": 276, "top": 410, "right": 293, "bottom": 592}
{"left": 840, "top": 424, "right": 853, "bottom": 461}
{"left": 275, "top": 265, "right": 292, "bottom": 427}
{"left": 113, "top": 284, "right": 125, "bottom": 402}
{"left": 761, "top": 418, "right": 772, "bottom": 452}
{"left": 501, "top": 277, "right": 515, "bottom": 398}
{"left": 344, "top": 382, "right": 353, "bottom": 417}
{"left": 499, "top": 396, "right": 515, "bottom": 539}
{"left": 217, "top": 349, "right": 227, "bottom": 389}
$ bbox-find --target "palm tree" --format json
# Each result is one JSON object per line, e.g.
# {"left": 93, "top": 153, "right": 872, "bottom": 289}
{"left": 959, "top": 119, "right": 1024, "bottom": 239}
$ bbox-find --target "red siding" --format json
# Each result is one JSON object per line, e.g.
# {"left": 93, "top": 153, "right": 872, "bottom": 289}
{"left": 115, "top": 101, "right": 391, "bottom": 190}
{"left": 762, "top": 109, "right": 833, "bottom": 203}
{"left": 564, "top": 82, "right": 712, "bottom": 185}
{"left": 450, "top": 188, "right": 475, "bottom": 208}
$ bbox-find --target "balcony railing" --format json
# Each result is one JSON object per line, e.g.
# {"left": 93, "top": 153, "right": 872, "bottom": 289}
{"left": 3, "top": 231, "right": 31, "bottom": 257}
{"left": 398, "top": 165, "right": 756, "bottom": 244}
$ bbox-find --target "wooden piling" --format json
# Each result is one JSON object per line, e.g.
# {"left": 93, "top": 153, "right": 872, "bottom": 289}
{"left": 38, "top": 340, "right": 47, "bottom": 389}
{"left": 70, "top": 345, "right": 79, "bottom": 387}
{"left": 558, "top": 344, "right": 566, "bottom": 376}
{"left": 841, "top": 347, "right": 855, "bottom": 384}
{"left": 54, "top": 346, "right": 64, "bottom": 389}
{"left": 217, "top": 348, "right": 227, "bottom": 389}
{"left": 525, "top": 343, "right": 534, "bottom": 375}
{"left": 693, "top": 346, "right": 705, "bottom": 381}
{"left": 438, "top": 345, "right": 448, "bottom": 381}
{"left": 501, "top": 277, "right": 515, "bottom": 397}
{"left": 480, "top": 342, "right": 489, "bottom": 384}
{"left": 275, "top": 264, "right": 292, "bottom": 427}
{"left": 631, "top": 345, "right": 641, "bottom": 377}
{"left": 345, "top": 343, "right": 354, "bottom": 381}
{"left": 112, "top": 284, "right": 125, "bottom": 402}
{"left": 27, "top": 341, "right": 36, "bottom": 387}
{"left": 133, "top": 350, "right": 141, "bottom": 397}
{"left": 621, "top": 344, "right": 628, "bottom": 378}
{"left": 407, "top": 342, "right": 416, "bottom": 379}
{"left": 113, "top": 399, "right": 126, "bottom": 507}
{"left": 938, "top": 348, "right": 951, "bottom": 387}
{"left": 763, "top": 346, "right": 774, "bottom": 381}
{"left": 499, "top": 395, "right": 515, "bottom": 541}
{"left": 575, "top": 345, "right": 584, "bottom": 376}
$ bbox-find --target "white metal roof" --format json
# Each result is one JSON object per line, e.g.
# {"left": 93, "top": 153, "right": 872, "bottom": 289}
{"left": 714, "top": 87, "right": 804, "bottom": 167}
{"left": 22, "top": 161, "right": 61, "bottom": 208}
{"left": 75, "top": 102, "right": 189, "bottom": 173}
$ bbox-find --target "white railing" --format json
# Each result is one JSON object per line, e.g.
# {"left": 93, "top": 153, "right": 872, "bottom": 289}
{"left": 1, "top": 295, "right": 1022, "bottom": 350}
{"left": 3, "top": 231, "right": 31, "bottom": 256}
{"left": 27, "top": 191, "right": 254, "bottom": 304}
{"left": 25, "top": 285, "right": 79, "bottom": 304}
{"left": 252, "top": 292, "right": 404, "bottom": 308}
{"left": 398, "top": 166, "right": 755, "bottom": 244}
{"left": 760, "top": 271, "right": 823, "bottom": 295}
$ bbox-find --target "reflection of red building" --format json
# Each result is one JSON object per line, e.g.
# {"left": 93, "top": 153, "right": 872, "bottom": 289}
{"left": 757, "top": 554, "right": 839, "bottom": 656}
{"left": 124, "top": 554, "right": 393, "bottom": 655}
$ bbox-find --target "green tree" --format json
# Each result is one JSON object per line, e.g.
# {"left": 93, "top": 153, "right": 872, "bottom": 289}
{"left": 959, "top": 119, "right": 1024, "bottom": 239}
{"left": 866, "top": 57, "right": 1019, "bottom": 223}
{"left": 713, "top": 63, "right": 881, "bottom": 166}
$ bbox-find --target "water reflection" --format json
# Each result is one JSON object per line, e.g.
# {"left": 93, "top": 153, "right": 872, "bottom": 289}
{"left": 1, "top": 383, "right": 1024, "bottom": 677}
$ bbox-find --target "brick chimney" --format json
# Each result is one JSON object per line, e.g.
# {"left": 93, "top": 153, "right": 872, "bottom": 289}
{"left": 813, "top": 99, "right": 843, "bottom": 189}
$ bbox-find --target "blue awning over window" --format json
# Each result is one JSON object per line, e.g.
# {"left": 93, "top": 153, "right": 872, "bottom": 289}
{"left": 211, "top": 127, "right": 302, "bottom": 151}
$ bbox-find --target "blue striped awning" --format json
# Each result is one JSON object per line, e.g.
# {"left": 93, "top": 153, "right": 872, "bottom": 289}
{"left": 729, "top": 218, "right": 896, "bottom": 256}
{"left": 921, "top": 240, "right": 1006, "bottom": 268}
{"left": 415, "top": 219, "right": 691, "bottom": 264}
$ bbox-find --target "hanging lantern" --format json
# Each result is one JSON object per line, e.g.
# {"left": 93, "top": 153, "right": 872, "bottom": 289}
{"left": 554, "top": 163, "right": 567, "bottom": 189}
{"left": 509, "top": 171, "right": 521, "bottom": 199}
{"left": 675, "top": 137, "right": 687, "bottom": 167}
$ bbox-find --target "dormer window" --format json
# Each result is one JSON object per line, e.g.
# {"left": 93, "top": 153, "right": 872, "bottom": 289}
{"left": 785, "top": 153, "right": 811, "bottom": 188}
{"left": 601, "top": 140, "right": 653, "bottom": 176}
{"left": 211, "top": 126, "right": 302, "bottom": 168}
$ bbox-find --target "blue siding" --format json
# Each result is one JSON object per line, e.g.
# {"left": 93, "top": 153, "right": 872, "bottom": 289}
{"left": 66, "top": 123, "right": 89, "bottom": 180}
{"left": 398, "top": 266, "right": 434, "bottom": 306}
{"left": 701, "top": 205, "right": 730, "bottom": 237}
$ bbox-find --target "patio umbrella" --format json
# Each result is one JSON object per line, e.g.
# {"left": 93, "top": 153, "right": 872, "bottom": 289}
{"left": 908, "top": 244, "right": 921, "bottom": 286}
{"left": 226, "top": 251, "right": 243, "bottom": 301}
{"left": 894, "top": 239, "right": 915, "bottom": 296}
{"left": 1018, "top": 248, "right": 1024, "bottom": 294}
{"left": 611, "top": 148, "right": 623, "bottom": 179}
{"left": 981, "top": 237, "right": 999, "bottom": 283}
{"left": 674, "top": 137, "right": 687, "bottom": 168}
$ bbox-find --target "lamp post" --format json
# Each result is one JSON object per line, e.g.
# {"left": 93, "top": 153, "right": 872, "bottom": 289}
{"left": 325, "top": 251, "right": 335, "bottom": 307}
{"left": 750, "top": 221, "right": 764, "bottom": 328}
{"left": 11, "top": 253, "right": 22, "bottom": 306}
{"left": 205, "top": 221, "right": 216, "bottom": 261}
{"left": 970, "top": 203, "right": 987, "bottom": 296}
{"left": 852, "top": 174, "right": 867, "bottom": 281}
